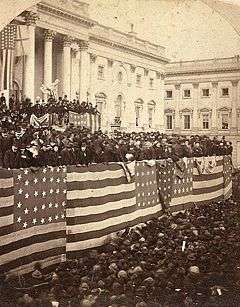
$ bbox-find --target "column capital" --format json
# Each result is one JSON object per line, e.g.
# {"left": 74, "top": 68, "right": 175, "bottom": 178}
{"left": 174, "top": 83, "right": 181, "bottom": 90}
{"left": 63, "top": 35, "right": 74, "bottom": 47}
{"left": 212, "top": 81, "right": 218, "bottom": 88}
{"left": 231, "top": 80, "right": 239, "bottom": 87}
{"left": 78, "top": 39, "right": 89, "bottom": 50}
{"left": 90, "top": 53, "right": 97, "bottom": 63}
{"left": 24, "top": 10, "right": 39, "bottom": 26}
{"left": 44, "top": 29, "right": 56, "bottom": 41}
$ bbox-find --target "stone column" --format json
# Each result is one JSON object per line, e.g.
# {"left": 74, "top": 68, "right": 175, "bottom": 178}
{"left": 78, "top": 40, "right": 90, "bottom": 103}
{"left": 231, "top": 80, "right": 238, "bottom": 133}
{"left": 62, "top": 35, "right": 73, "bottom": 99}
{"left": 23, "top": 11, "right": 38, "bottom": 103}
{"left": 174, "top": 83, "right": 181, "bottom": 133}
{"left": 43, "top": 30, "right": 56, "bottom": 87}
{"left": 211, "top": 81, "right": 218, "bottom": 132}
{"left": 43, "top": 29, "right": 56, "bottom": 100}
{"left": 192, "top": 82, "right": 199, "bottom": 132}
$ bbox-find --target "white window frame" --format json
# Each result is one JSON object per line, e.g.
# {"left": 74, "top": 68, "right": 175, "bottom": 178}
{"left": 183, "top": 89, "right": 191, "bottom": 99}
{"left": 202, "top": 88, "right": 210, "bottom": 97}
{"left": 202, "top": 113, "right": 210, "bottom": 130}
{"left": 183, "top": 114, "right": 191, "bottom": 130}
{"left": 221, "top": 113, "right": 230, "bottom": 130}
{"left": 166, "top": 114, "right": 173, "bottom": 130}
{"left": 165, "top": 90, "right": 173, "bottom": 99}
{"left": 221, "top": 87, "right": 229, "bottom": 97}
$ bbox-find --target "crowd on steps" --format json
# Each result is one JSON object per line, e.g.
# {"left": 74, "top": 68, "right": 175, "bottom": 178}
{"left": 1, "top": 199, "right": 240, "bottom": 306}
{"left": 0, "top": 94, "right": 233, "bottom": 169}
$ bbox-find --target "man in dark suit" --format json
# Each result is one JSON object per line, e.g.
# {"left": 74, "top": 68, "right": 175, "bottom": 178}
{"left": 3, "top": 141, "right": 19, "bottom": 169}
{"left": 0, "top": 93, "right": 6, "bottom": 109}
{"left": 78, "top": 142, "right": 93, "bottom": 166}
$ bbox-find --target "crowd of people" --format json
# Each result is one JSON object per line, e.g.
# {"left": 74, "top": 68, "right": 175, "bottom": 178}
{"left": 0, "top": 124, "right": 233, "bottom": 169}
{"left": 0, "top": 94, "right": 99, "bottom": 118}
{"left": 0, "top": 94, "right": 233, "bottom": 169}
{"left": 1, "top": 199, "right": 240, "bottom": 306}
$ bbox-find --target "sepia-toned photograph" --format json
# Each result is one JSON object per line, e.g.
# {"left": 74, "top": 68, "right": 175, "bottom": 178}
{"left": 0, "top": 0, "right": 240, "bottom": 306}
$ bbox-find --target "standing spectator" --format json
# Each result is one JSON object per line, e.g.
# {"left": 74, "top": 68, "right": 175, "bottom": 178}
{"left": 0, "top": 93, "right": 6, "bottom": 109}
{"left": 9, "top": 94, "right": 15, "bottom": 111}
{"left": 3, "top": 141, "right": 19, "bottom": 169}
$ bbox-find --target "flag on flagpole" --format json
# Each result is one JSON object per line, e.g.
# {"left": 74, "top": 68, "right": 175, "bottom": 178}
{"left": 0, "top": 24, "right": 17, "bottom": 91}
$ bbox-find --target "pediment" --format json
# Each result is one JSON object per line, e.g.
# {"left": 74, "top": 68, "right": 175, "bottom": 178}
{"left": 164, "top": 108, "right": 175, "bottom": 114}
{"left": 180, "top": 108, "right": 193, "bottom": 113}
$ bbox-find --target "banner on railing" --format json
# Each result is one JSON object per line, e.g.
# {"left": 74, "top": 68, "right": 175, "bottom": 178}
{"left": 30, "top": 113, "right": 52, "bottom": 127}
{"left": 0, "top": 156, "right": 232, "bottom": 274}
{"left": 68, "top": 111, "right": 101, "bottom": 132}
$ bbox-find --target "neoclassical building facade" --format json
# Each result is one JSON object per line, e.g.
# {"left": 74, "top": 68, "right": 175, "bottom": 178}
{"left": 1, "top": 0, "right": 240, "bottom": 165}
{"left": 1, "top": 0, "right": 167, "bottom": 132}
{"left": 164, "top": 56, "right": 240, "bottom": 166}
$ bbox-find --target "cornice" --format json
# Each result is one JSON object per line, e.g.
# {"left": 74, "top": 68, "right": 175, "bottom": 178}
{"left": 165, "top": 76, "right": 240, "bottom": 85}
{"left": 37, "top": 3, "right": 96, "bottom": 28}
{"left": 166, "top": 67, "right": 240, "bottom": 77}
{"left": 89, "top": 35, "right": 169, "bottom": 64}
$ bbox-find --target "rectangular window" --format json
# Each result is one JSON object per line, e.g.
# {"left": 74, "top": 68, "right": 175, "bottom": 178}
{"left": 222, "top": 114, "right": 229, "bottom": 129}
{"left": 202, "top": 114, "right": 209, "bottom": 129}
{"left": 166, "top": 115, "right": 173, "bottom": 130}
{"left": 184, "top": 114, "right": 191, "bottom": 129}
{"left": 183, "top": 89, "right": 191, "bottom": 98}
{"left": 98, "top": 65, "right": 104, "bottom": 79}
{"left": 166, "top": 90, "right": 173, "bottom": 99}
{"left": 136, "top": 74, "right": 141, "bottom": 86}
{"left": 202, "top": 89, "right": 210, "bottom": 97}
{"left": 149, "top": 78, "right": 154, "bottom": 88}
{"left": 222, "top": 87, "right": 229, "bottom": 97}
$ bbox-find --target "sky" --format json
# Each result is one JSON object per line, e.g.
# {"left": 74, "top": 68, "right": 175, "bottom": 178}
{"left": 85, "top": 0, "right": 240, "bottom": 61}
